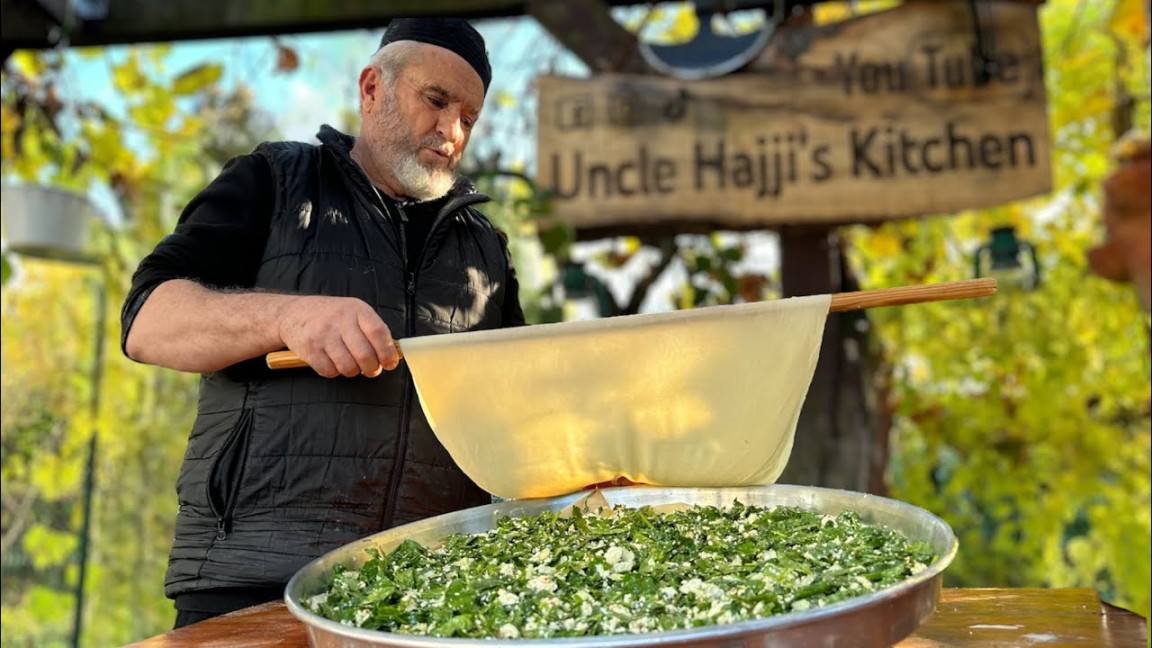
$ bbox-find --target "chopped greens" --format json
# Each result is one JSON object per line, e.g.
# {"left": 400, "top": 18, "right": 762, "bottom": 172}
{"left": 307, "top": 502, "right": 936, "bottom": 638}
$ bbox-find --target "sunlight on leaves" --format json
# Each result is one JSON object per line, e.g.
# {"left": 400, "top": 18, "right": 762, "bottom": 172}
{"left": 172, "top": 63, "right": 223, "bottom": 96}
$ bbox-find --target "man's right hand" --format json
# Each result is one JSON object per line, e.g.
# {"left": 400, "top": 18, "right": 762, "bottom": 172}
{"left": 277, "top": 295, "right": 401, "bottom": 378}
{"left": 124, "top": 280, "right": 402, "bottom": 377}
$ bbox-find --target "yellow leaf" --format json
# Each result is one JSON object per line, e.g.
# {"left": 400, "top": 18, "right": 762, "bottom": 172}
{"left": 111, "top": 51, "right": 146, "bottom": 93}
{"left": 145, "top": 43, "right": 173, "bottom": 68}
{"left": 815, "top": 2, "right": 853, "bottom": 25}
{"left": 172, "top": 63, "right": 223, "bottom": 96}
{"left": 176, "top": 114, "right": 206, "bottom": 138}
{"left": 73, "top": 46, "right": 104, "bottom": 59}
{"left": 658, "top": 5, "right": 698, "bottom": 45}
{"left": 869, "top": 231, "right": 902, "bottom": 257}
{"left": 129, "top": 100, "right": 174, "bottom": 131}
{"left": 0, "top": 103, "right": 20, "bottom": 134}
{"left": 10, "top": 51, "right": 47, "bottom": 77}
{"left": 1108, "top": 0, "right": 1148, "bottom": 42}
{"left": 678, "top": 282, "right": 695, "bottom": 310}
{"left": 495, "top": 91, "right": 516, "bottom": 109}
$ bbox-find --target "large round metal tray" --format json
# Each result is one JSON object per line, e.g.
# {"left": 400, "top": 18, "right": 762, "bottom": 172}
{"left": 286, "top": 485, "right": 958, "bottom": 648}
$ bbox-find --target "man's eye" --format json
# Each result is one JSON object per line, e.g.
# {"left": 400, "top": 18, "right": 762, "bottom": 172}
{"left": 427, "top": 96, "right": 447, "bottom": 108}
{"left": 462, "top": 119, "right": 475, "bottom": 130}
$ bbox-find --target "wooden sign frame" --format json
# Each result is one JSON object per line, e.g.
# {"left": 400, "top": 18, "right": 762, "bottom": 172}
{"left": 536, "top": 1, "right": 1051, "bottom": 235}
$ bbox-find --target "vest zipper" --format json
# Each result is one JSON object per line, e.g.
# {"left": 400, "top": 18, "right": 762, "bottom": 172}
{"left": 382, "top": 202, "right": 417, "bottom": 529}
{"left": 208, "top": 407, "right": 253, "bottom": 541}
{"left": 371, "top": 192, "right": 458, "bottom": 529}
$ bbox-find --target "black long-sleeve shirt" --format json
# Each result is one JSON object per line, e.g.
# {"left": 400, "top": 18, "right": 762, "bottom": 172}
{"left": 121, "top": 154, "right": 522, "bottom": 355}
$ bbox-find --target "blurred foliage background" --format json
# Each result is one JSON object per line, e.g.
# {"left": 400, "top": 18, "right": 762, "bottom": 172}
{"left": 2, "top": 0, "right": 1149, "bottom": 645}
{"left": 848, "top": 0, "right": 1151, "bottom": 619}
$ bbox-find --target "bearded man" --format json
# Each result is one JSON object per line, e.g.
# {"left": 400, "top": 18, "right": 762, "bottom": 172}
{"left": 121, "top": 18, "right": 524, "bottom": 627}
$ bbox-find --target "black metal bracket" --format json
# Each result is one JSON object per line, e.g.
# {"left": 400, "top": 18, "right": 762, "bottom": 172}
{"left": 967, "top": 0, "right": 998, "bottom": 86}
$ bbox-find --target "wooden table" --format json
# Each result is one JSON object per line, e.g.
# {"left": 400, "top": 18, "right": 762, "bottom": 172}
{"left": 127, "top": 588, "right": 1146, "bottom": 647}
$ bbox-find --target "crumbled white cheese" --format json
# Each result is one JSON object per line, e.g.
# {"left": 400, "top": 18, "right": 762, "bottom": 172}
{"left": 604, "top": 545, "right": 636, "bottom": 572}
{"left": 354, "top": 608, "right": 371, "bottom": 627}
{"left": 527, "top": 574, "right": 557, "bottom": 593}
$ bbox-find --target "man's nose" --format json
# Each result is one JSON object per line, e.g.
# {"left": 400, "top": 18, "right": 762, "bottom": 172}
{"left": 436, "top": 110, "right": 464, "bottom": 147}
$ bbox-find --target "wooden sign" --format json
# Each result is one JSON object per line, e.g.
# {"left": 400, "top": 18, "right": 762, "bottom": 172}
{"left": 536, "top": 1, "right": 1051, "bottom": 233}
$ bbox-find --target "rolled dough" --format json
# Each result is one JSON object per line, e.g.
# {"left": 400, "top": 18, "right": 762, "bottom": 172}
{"left": 400, "top": 294, "right": 830, "bottom": 499}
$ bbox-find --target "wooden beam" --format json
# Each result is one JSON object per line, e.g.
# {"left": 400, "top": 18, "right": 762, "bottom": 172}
{"left": 1, "top": 0, "right": 649, "bottom": 52}
{"left": 0, "top": 0, "right": 485, "bottom": 50}
{"left": 525, "top": 0, "right": 651, "bottom": 74}
{"left": 2, "top": 0, "right": 1048, "bottom": 56}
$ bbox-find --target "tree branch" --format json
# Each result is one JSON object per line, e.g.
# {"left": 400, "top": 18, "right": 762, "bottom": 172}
{"left": 0, "top": 485, "right": 39, "bottom": 555}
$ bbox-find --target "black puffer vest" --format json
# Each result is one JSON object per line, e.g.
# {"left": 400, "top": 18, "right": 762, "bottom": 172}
{"left": 165, "top": 127, "right": 517, "bottom": 597}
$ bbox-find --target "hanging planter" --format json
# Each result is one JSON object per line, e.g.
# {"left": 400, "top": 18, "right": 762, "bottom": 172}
{"left": 1, "top": 184, "right": 99, "bottom": 263}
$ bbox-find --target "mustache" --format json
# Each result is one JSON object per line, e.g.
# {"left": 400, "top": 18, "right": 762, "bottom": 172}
{"left": 421, "top": 134, "right": 455, "bottom": 158}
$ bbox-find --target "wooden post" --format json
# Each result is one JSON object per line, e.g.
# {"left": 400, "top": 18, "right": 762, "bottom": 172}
{"left": 778, "top": 226, "right": 889, "bottom": 494}
{"left": 762, "top": 6, "right": 887, "bottom": 494}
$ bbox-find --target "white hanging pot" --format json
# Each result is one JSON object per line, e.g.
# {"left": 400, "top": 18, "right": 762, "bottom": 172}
{"left": 1, "top": 184, "right": 99, "bottom": 262}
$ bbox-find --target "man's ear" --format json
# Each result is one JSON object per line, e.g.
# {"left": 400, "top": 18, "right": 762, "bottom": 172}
{"left": 358, "top": 66, "right": 380, "bottom": 114}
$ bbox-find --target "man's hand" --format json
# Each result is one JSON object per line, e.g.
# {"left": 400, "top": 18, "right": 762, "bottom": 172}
{"left": 125, "top": 280, "right": 402, "bottom": 376}
{"left": 277, "top": 295, "right": 401, "bottom": 378}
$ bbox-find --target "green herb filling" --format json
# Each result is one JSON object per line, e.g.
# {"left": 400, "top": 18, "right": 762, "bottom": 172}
{"left": 307, "top": 502, "right": 936, "bottom": 638}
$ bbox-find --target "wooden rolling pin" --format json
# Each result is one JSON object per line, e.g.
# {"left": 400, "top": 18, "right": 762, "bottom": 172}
{"left": 266, "top": 342, "right": 402, "bottom": 370}
{"left": 265, "top": 278, "right": 996, "bottom": 370}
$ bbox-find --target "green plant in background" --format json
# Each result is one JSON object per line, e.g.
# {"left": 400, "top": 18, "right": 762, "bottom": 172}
{"left": 848, "top": 0, "right": 1150, "bottom": 621}
{"left": 469, "top": 169, "right": 565, "bottom": 324}
{"left": 2, "top": 45, "right": 277, "bottom": 645}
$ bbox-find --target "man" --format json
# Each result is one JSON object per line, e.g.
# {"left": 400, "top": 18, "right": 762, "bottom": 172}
{"left": 121, "top": 18, "right": 524, "bottom": 627}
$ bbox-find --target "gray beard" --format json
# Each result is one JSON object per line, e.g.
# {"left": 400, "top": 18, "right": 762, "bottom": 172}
{"left": 391, "top": 148, "right": 457, "bottom": 201}
{"left": 373, "top": 91, "right": 458, "bottom": 201}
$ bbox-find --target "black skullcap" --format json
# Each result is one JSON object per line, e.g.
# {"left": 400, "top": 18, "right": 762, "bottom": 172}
{"left": 378, "top": 18, "right": 491, "bottom": 94}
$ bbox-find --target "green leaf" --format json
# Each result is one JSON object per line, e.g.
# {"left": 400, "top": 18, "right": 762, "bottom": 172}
{"left": 538, "top": 223, "right": 574, "bottom": 259}
{"left": 23, "top": 524, "right": 78, "bottom": 569}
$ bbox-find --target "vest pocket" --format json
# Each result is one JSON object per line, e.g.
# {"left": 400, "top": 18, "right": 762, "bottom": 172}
{"left": 207, "top": 408, "right": 254, "bottom": 540}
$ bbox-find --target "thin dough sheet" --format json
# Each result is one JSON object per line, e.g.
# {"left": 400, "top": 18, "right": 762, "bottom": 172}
{"left": 401, "top": 295, "right": 831, "bottom": 499}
